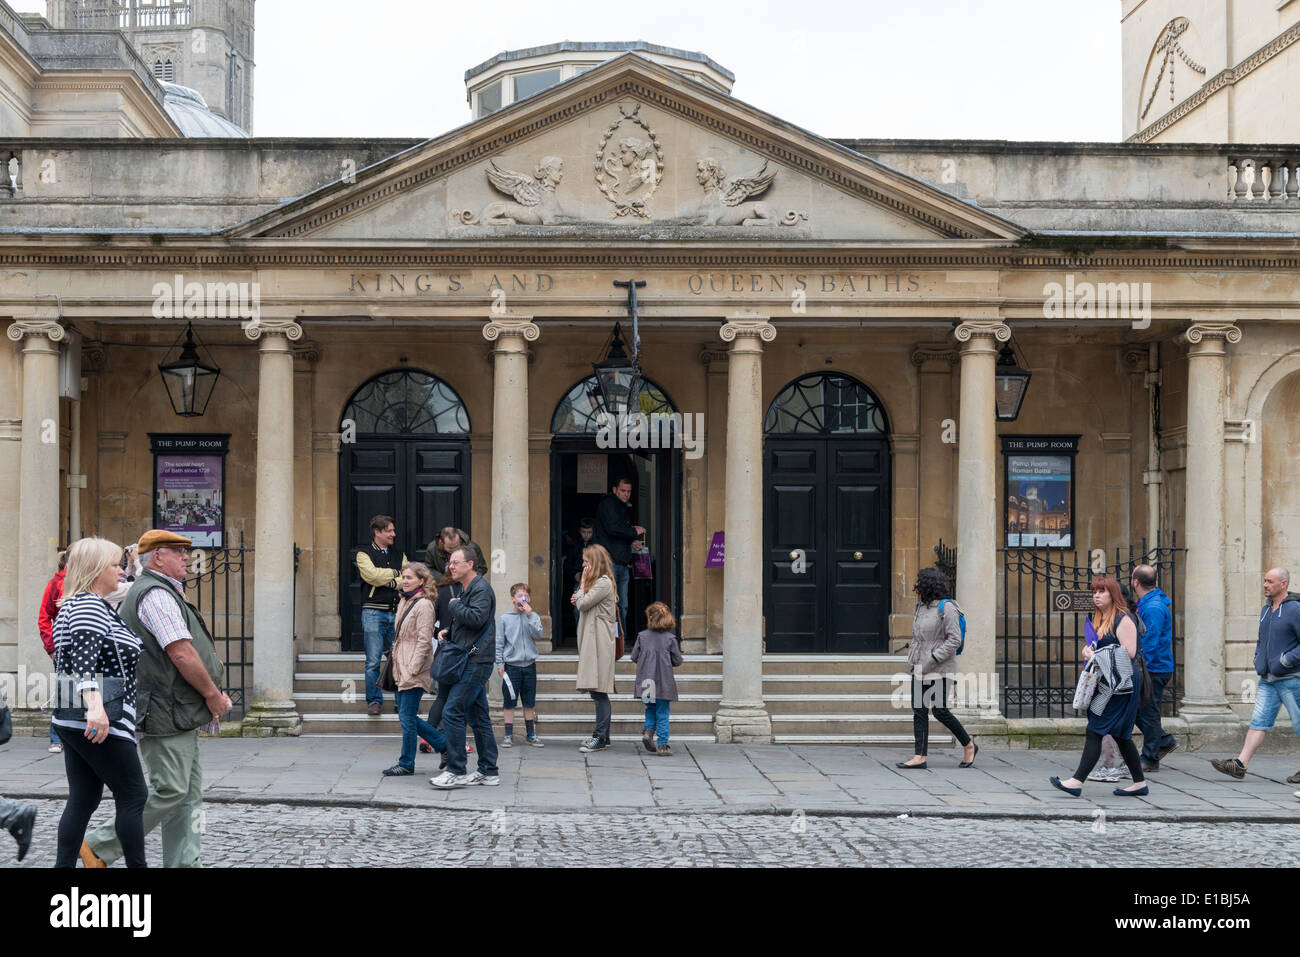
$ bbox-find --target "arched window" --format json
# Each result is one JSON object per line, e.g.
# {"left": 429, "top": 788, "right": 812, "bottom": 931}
{"left": 765, "top": 373, "right": 887, "bottom": 434}
{"left": 551, "top": 374, "right": 675, "bottom": 434}
{"left": 341, "top": 370, "right": 470, "bottom": 435}
{"left": 153, "top": 58, "right": 175, "bottom": 82}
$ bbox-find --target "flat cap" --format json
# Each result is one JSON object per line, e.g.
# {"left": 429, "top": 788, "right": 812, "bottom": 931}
{"left": 137, "top": 529, "right": 193, "bottom": 553}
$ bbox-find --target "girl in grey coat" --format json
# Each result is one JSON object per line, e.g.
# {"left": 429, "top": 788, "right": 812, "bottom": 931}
{"left": 630, "top": 602, "right": 683, "bottom": 755}
{"left": 898, "top": 568, "right": 976, "bottom": 769}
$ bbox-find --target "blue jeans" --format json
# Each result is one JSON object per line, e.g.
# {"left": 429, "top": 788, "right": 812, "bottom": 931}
{"left": 612, "top": 563, "right": 630, "bottom": 625}
{"left": 396, "top": 688, "right": 446, "bottom": 770}
{"left": 1137, "top": 671, "right": 1177, "bottom": 763}
{"left": 441, "top": 660, "right": 498, "bottom": 777}
{"left": 643, "top": 699, "right": 671, "bottom": 745}
{"left": 49, "top": 719, "right": 58, "bottom": 745}
{"left": 361, "top": 607, "right": 396, "bottom": 706}
{"left": 1249, "top": 674, "right": 1300, "bottom": 732}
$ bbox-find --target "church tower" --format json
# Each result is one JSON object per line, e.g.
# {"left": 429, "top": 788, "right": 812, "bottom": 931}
{"left": 45, "top": 0, "right": 254, "bottom": 132}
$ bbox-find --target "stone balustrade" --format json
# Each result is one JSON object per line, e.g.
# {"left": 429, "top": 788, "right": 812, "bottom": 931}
{"left": 1226, "top": 155, "right": 1300, "bottom": 201}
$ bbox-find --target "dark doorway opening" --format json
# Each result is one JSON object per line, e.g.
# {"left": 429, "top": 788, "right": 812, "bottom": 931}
{"left": 337, "top": 370, "right": 470, "bottom": 652}
{"left": 763, "top": 373, "right": 892, "bottom": 653}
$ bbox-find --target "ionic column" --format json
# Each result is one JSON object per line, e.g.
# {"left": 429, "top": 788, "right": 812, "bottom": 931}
{"left": 241, "top": 318, "right": 303, "bottom": 736}
{"left": 1179, "top": 322, "right": 1239, "bottom": 721}
{"left": 6, "top": 316, "right": 63, "bottom": 706}
{"left": 714, "top": 313, "right": 774, "bottom": 744}
{"left": 952, "top": 320, "right": 1009, "bottom": 716}
{"left": 483, "top": 315, "right": 539, "bottom": 617}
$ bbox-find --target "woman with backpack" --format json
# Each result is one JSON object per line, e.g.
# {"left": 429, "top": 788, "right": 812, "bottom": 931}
{"left": 898, "top": 568, "right": 977, "bottom": 769}
{"left": 1049, "top": 576, "right": 1150, "bottom": 797}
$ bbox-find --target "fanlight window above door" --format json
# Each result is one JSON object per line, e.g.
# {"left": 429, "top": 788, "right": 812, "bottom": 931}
{"left": 551, "top": 374, "right": 675, "bottom": 434}
{"left": 342, "top": 370, "right": 470, "bottom": 435}
{"left": 765, "top": 373, "right": 887, "bottom": 434}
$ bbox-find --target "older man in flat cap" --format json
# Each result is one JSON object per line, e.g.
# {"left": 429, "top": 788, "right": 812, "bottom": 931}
{"left": 80, "top": 530, "right": 230, "bottom": 868}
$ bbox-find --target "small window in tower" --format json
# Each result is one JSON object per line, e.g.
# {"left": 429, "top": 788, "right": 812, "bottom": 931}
{"left": 476, "top": 81, "right": 502, "bottom": 118}
{"left": 153, "top": 59, "right": 164, "bottom": 79}
{"left": 513, "top": 69, "right": 562, "bottom": 102}
{"left": 164, "top": 59, "right": 174, "bottom": 82}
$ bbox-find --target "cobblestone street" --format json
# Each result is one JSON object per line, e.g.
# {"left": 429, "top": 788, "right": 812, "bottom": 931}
{"left": 5, "top": 797, "right": 1298, "bottom": 867}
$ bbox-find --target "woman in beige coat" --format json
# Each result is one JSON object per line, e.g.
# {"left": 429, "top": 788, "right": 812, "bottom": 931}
{"left": 573, "top": 544, "right": 618, "bottom": 753}
{"left": 898, "top": 567, "right": 976, "bottom": 770}
{"left": 383, "top": 562, "right": 448, "bottom": 776}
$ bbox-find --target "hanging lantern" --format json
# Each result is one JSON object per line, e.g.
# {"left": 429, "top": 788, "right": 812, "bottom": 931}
{"left": 591, "top": 322, "right": 640, "bottom": 417}
{"left": 994, "top": 343, "right": 1032, "bottom": 422}
{"left": 158, "top": 323, "right": 220, "bottom": 417}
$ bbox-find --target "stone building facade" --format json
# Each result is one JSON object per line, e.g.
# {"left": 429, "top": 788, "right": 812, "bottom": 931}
{"left": 2, "top": 27, "right": 1299, "bottom": 746}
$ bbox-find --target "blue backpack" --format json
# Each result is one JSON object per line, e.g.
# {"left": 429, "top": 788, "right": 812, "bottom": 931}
{"left": 939, "top": 599, "right": 966, "bottom": 655}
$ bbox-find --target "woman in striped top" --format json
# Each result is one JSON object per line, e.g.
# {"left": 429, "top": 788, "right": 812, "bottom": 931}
{"left": 50, "top": 537, "right": 148, "bottom": 868}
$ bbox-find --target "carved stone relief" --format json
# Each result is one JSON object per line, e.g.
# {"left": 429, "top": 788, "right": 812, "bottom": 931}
{"left": 593, "top": 104, "right": 664, "bottom": 218}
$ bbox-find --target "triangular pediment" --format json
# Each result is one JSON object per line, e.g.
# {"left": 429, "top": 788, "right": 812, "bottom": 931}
{"left": 228, "top": 54, "right": 1025, "bottom": 244}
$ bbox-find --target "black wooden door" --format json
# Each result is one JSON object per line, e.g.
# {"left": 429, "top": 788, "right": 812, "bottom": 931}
{"left": 764, "top": 437, "right": 890, "bottom": 652}
{"left": 339, "top": 439, "right": 470, "bottom": 651}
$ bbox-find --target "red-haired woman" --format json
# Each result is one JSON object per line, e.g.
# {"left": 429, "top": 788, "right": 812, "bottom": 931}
{"left": 1050, "top": 576, "right": 1149, "bottom": 797}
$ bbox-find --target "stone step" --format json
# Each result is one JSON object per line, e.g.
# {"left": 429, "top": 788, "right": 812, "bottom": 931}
{"left": 291, "top": 673, "right": 904, "bottom": 696}
{"left": 294, "top": 652, "right": 910, "bottom": 677}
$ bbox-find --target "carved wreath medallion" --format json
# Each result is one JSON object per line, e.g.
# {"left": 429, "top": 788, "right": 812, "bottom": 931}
{"left": 593, "top": 104, "right": 664, "bottom": 219}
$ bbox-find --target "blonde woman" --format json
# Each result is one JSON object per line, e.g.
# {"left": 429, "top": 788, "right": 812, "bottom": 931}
{"left": 51, "top": 537, "right": 147, "bottom": 868}
{"left": 573, "top": 544, "right": 619, "bottom": 753}
{"left": 383, "top": 562, "right": 448, "bottom": 776}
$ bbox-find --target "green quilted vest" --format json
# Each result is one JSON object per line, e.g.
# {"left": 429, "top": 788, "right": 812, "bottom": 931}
{"left": 119, "top": 568, "right": 225, "bottom": 736}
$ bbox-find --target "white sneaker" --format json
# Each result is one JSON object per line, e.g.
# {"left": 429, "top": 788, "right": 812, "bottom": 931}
{"left": 501, "top": 735, "right": 512, "bottom": 748}
{"left": 48, "top": 743, "right": 62, "bottom": 754}
{"left": 429, "top": 771, "right": 468, "bottom": 789}
{"left": 465, "top": 771, "right": 500, "bottom": 787}
{"left": 1114, "top": 766, "right": 1131, "bottom": 780}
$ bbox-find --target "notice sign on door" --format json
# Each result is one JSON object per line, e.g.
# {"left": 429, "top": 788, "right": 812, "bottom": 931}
{"left": 577, "top": 454, "right": 607, "bottom": 494}
{"left": 705, "top": 531, "right": 725, "bottom": 567}
{"left": 151, "top": 433, "right": 229, "bottom": 548}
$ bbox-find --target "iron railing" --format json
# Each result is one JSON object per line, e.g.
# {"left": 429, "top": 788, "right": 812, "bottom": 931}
{"left": 999, "top": 532, "right": 1184, "bottom": 719}
{"left": 186, "top": 534, "right": 250, "bottom": 720}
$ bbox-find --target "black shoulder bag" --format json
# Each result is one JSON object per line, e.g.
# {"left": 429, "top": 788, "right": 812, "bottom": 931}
{"left": 52, "top": 597, "right": 130, "bottom": 724}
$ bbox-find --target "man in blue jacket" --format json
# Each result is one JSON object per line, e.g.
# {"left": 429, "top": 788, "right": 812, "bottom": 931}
{"left": 429, "top": 547, "right": 499, "bottom": 789}
{"left": 1211, "top": 567, "right": 1300, "bottom": 782}
{"left": 1131, "top": 565, "right": 1178, "bottom": 770}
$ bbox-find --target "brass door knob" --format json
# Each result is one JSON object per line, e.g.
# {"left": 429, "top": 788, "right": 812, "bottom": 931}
{"left": 789, "top": 550, "right": 799, "bottom": 560}
{"left": 853, "top": 551, "right": 863, "bottom": 560}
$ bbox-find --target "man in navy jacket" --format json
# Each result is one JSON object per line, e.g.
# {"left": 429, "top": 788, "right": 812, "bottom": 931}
{"left": 1132, "top": 565, "right": 1178, "bottom": 770}
{"left": 1211, "top": 567, "right": 1300, "bottom": 783}
{"left": 429, "top": 547, "right": 498, "bottom": 789}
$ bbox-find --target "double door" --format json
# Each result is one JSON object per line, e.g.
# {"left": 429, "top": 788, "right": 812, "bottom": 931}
{"left": 339, "top": 439, "right": 470, "bottom": 651}
{"left": 763, "top": 437, "right": 890, "bottom": 652}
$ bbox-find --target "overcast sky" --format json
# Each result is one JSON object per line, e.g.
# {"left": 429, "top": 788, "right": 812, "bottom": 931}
{"left": 10, "top": 0, "right": 1123, "bottom": 140}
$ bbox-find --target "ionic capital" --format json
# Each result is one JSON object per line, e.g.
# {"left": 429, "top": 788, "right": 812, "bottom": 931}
{"left": 292, "top": 339, "right": 323, "bottom": 366}
{"left": 242, "top": 317, "right": 303, "bottom": 342}
{"left": 720, "top": 312, "right": 776, "bottom": 347}
{"left": 952, "top": 320, "right": 1011, "bottom": 347}
{"left": 1180, "top": 322, "right": 1241, "bottom": 354}
{"left": 6, "top": 318, "right": 65, "bottom": 344}
{"left": 910, "top": 345, "right": 959, "bottom": 370}
{"left": 482, "top": 314, "right": 540, "bottom": 343}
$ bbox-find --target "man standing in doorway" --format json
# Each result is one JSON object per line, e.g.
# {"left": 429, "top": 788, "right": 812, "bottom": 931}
{"left": 594, "top": 477, "right": 645, "bottom": 625}
{"left": 429, "top": 547, "right": 499, "bottom": 789}
{"left": 80, "top": 529, "right": 230, "bottom": 868}
{"left": 1131, "top": 564, "right": 1178, "bottom": 771}
{"left": 1211, "top": 567, "right": 1300, "bottom": 783}
{"left": 356, "top": 515, "right": 407, "bottom": 716}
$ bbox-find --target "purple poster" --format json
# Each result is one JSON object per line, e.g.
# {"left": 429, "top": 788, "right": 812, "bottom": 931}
{"left": 705, "top": 531, "right": 725, "bottom": 568}
{"left": 155, "top": 455, "right": 224, "bottom": 547}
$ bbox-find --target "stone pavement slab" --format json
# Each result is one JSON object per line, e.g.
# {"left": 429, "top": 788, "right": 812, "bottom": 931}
{"left": 1, "top": 736, "right": 1298, "bottom": 821}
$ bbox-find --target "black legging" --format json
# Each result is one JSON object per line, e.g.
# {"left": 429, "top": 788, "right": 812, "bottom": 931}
{"left": 912, "top": 678, "right": 971, "bottom": 756}
{"left": 54, "top": 726, "right": 147, "bottom": 868}
{"left": 590, "top": 692, "right": 611, "bottom": 740}
{"left": 1074, "top": 729, "right": 1146, "bottom": 784}
{"left": 425, "top": 681, "right": 450, "bottom": 729}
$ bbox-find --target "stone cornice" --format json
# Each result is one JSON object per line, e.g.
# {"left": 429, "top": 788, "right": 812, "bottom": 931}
{"left": 0, "top": 249, "right": 1298, "bottom": 272}
{"left": 292, "top": 339, "right": 323, "bottom": 365}
{"left": 1130, "top": 20, "right": 1300, "bottom": 143}
{"left": 699, "top": 346, "right": 730, "bottom": 367}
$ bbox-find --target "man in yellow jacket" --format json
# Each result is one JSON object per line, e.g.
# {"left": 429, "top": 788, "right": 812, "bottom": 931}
{"left": 355, "top": 515, "right": 407, "bottom": 716}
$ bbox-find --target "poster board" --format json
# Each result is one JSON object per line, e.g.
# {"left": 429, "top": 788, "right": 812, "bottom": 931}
{"left": 150, "top": 434, "right": 230, "bottom": 547}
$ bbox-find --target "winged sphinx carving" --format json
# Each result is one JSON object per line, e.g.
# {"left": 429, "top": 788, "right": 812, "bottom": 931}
{"left": 693, "top": 159, "right": 784, "bottom": 226}
{"left": 467, "top": 155, "right": 580, "bottom": 225}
